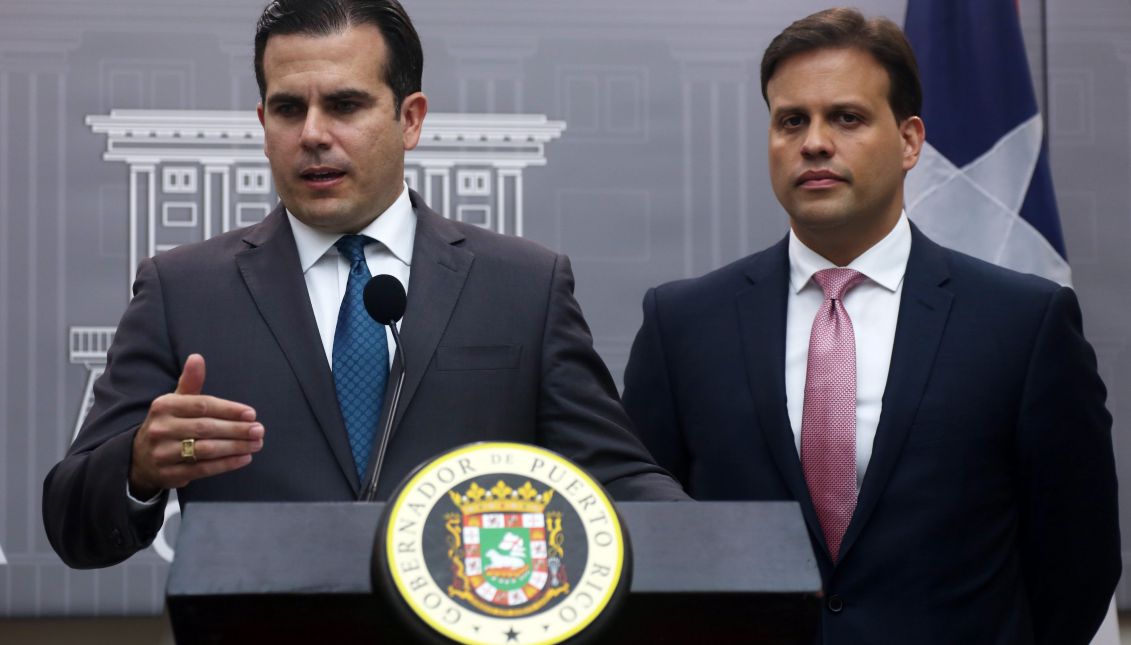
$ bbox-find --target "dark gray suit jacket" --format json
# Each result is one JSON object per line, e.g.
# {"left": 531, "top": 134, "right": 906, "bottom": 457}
{"left": 623, "top": 225, "right": 1119, "bottom": 645}
{"left": 44, "top": 191, "right": 684, "bottom": 568}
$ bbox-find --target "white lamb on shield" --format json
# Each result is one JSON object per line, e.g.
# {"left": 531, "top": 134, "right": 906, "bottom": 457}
{"left": 485, "top": 531, "right": 528, "bottom": 578}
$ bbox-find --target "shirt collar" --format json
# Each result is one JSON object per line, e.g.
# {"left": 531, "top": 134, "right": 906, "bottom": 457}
{"left": 788, "top": 211, "right": 911, "bottom": 294}
{"left": 287, "top": 182, "right": 416, "bottom": 273}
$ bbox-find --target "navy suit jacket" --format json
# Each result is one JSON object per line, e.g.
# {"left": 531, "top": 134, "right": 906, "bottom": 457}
{"left": 44, "top": 191, "right": 685, "bottom": 569}
{"left": 622, "top": 226, "right": 1119, "bottom": 645}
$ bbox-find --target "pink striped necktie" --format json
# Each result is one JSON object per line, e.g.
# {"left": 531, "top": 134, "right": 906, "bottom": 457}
{"left": 801, "top": 267, "right": 866, "bottom": 563}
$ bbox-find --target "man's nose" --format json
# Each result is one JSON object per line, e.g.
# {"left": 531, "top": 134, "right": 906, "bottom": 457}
{"left": 300, "top": 109, "right": 332, "bottom": 149}
{"left": 800, "top": 121, "right": 834, "bottom": 158}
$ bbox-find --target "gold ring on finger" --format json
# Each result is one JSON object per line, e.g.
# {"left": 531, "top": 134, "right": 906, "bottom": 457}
{"left": 181, "top": 438, "right": 197, "bottom": 463}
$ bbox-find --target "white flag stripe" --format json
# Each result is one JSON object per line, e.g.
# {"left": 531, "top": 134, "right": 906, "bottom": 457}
{"left": 907, "top": 131, "right": 1072, "bottom": 287}
{"left": 963, "top": 116, "right": 1043, "bottom": 214}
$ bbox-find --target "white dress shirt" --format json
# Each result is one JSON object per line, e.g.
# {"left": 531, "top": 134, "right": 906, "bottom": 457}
{"left": 785, "top": 213, "right": 911, "bottom": 488}
{"left": 287, "top": 183, "right": 416, "bottom": 370}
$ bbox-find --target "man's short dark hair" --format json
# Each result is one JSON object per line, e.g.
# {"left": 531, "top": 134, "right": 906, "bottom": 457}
{"left": 760, "top": 7, "right": 922, "bottom": 122}
{"left": 254, "top": 0, "right": 423, "bottom": 116}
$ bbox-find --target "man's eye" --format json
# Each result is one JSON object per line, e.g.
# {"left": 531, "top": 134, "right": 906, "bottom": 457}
{"left": 781, "top": 115, "right": 805, "bottom": 128}
{"left": 275, "top": 104, "right": 300, "bottom": 117}
{"left": 838, "top": 113, "right": 861, "bottom": 125}
{"left": 335, "top": 101, "right": 359, "bottom": 113}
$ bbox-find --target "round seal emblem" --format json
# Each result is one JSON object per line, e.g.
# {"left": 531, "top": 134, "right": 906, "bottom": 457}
{"left": 373, "top": 442, "right": 631, "bottom": 645}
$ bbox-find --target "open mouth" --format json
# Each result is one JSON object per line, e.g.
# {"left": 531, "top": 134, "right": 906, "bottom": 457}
{"left": 301, "top": 168, "right": 346, "bottom": 185}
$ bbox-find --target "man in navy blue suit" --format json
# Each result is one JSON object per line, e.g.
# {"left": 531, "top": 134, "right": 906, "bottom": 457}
{"left": 622, "top": 8, "right": 1119, "bottom": 645}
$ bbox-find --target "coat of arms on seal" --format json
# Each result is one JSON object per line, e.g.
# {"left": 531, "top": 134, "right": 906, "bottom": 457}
{"left": 374, "top": 442, "right": 631, "bottom": 645}
{"left": 446, "top": 480, "right": 570, "bottom": 616}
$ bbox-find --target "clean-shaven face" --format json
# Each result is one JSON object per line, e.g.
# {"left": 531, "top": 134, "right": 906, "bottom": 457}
{"left": 257, "top": 24, "right": 426, "bottom": 233}
{"left": 766, "top": 47, "right": 923, "bottom": 263}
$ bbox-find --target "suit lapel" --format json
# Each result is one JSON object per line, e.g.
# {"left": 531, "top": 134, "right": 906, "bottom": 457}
{"left": 235, "top": 207, "right": 360, "bottom": 493}
{"left": 838, "top": 226, "right": 953, "bottom": 563}
{"left": 736, "top": 237, "right": 832, "bottom": 558}
{"left": 388, "top": 192, "right": 473, "bottom": 434}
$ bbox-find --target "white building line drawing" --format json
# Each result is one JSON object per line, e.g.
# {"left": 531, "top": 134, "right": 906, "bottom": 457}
{"left": 69, "top": 327, "right": 115, "bottom": 441}
{"left": 72, "top": 109, "right": 565, "bottom": 441}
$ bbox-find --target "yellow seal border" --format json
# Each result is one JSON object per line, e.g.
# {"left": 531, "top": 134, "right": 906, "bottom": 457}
{"left": 384, "top": 442, "right": 626, "bottom": 645}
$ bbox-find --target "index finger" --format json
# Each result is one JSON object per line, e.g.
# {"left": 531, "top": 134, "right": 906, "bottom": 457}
{"left": 160, "top": 393, "right": 257, "bottom": 423}
{"left": 167, "top": 418, "right": 265, "bottom": 443}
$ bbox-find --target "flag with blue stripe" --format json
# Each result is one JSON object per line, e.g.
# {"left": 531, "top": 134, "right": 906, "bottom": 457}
{"left": 904, "top": 5, "right": 1122, "bottom": 642}
{"left": 904, "top": 0, "right": 1071, "bottom": 286}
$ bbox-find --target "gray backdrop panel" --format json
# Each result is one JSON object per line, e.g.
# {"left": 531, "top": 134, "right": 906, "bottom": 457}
{"left": 1, "top": 0, "right": 1128, "bottom": 617}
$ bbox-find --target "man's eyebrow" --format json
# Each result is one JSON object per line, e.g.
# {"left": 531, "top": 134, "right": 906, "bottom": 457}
{"left": 324, "top": 89, "right": 375, "bottom": 104}
{"left": 265, "top": 92, "right": 304, "bottom": 108}
{"left": 770, "top": 103, "right": 807, "bottom": 118}
{"left": 828, "top": 101, "right": 871, "bottom": 113}
{"left": 770, "top": 101, "right": 871, "bottom": 118}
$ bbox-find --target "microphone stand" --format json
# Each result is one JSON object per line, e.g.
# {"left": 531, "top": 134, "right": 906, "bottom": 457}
{"left": 361, "top": 321, "right": 404, "bottom": 501}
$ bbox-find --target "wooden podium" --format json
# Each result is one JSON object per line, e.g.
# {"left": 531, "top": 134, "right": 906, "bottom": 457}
{"left": 167, "top": 501, "right": 820, "bottom": 643}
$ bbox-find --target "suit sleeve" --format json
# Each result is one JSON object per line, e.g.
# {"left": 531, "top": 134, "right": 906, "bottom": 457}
{"left": 42, "top": 258, "right": 177, "bottom": 568}
{"left": 536, "top": 255, "right": 688, "bottom": 501}
{"left": 622, "top": 287, "right": 691, "bottom": 487}
{"left": 1017, "top": 286, "right": 1120, "bottom": 645}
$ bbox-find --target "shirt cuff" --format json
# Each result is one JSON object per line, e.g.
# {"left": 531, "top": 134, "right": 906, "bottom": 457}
{"left": 126, "top": 480, "right": 164, "bottom": 510}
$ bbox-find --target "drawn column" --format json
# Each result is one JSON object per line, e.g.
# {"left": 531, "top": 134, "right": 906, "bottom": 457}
{"left": 422, "top": 162, "right": 453, "bottom": 218}
{"left": 671, "top": 44, "right": 758, "bottom": 278}
{"left": 219, "top": 39, "right": 257, "bottom": 110}
{"left": 129, "top": 163, "right": 157, "bottom": 290}
{"left": 0, "top": 32, "right": 80, "bottom": 615}
{"left": 446, "top": 38, "right": 537, "bottom": 113}
{"left": 496, "top": 166, "right": 524, "bottom": 237}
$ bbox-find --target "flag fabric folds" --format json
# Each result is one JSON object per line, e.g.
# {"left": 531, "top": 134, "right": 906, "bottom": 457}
{"left": 904, "top": 5, "right": 1120, "bottom": 643}
{"left": 903, "top": 0, "right": 1071, "bottom": 286}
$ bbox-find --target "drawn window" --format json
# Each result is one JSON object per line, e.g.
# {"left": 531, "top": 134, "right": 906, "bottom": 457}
{"left": 457, "top": 170, "right": 491, "bottom": 197}
{"left": 163, "top": 167, "right": 197, "bottom": 194}
{"left": 162, "top": 202, "right": 198, "bottom": 227}
{"left": 236, "top": 167, "right": 271, "bottom": 195}
{"left": 457, "top": 204, "right": 491, "bottom": 229}
{"left": 236, "top": 202, "right": 272, "bottom": 227}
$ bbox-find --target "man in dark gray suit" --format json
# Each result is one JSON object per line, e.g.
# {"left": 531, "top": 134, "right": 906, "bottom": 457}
{"left": 44, "top": 0, "right": 683, "bottom": 569}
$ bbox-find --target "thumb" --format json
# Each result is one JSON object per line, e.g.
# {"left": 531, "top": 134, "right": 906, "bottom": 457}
{"left": 175, "top": 353, "right": 206, "bottom": 395}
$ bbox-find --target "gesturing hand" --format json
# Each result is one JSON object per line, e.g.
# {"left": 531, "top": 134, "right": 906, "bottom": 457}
{"left": 128, "top": 354, "right": 264, "bottom": 500}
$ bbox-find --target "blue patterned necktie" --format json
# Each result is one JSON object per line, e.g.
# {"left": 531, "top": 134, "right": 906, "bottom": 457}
{"left": 332, "top": 234, "right": 389, "bottom": 481}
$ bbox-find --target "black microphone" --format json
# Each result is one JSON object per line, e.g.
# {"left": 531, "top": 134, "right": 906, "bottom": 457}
{"left": 361, "top": 275, "right": 407, "bottom": 501}
{"left": 363, "top": 274, "right": 407, "bottom": 325}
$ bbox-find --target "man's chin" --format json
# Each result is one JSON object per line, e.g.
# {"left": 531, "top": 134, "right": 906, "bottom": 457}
{"left": 787, "top": 206, "right": 853, "bottom": 231}
{"left": 287, "top": 204, "right": 366, "bottom": 234}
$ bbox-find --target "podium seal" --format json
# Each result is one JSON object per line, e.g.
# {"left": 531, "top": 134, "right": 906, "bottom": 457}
{"left": 374, "top": 442, "right": 631, "bottom": 645}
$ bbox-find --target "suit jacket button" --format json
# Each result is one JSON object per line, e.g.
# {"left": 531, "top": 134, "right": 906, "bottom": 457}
{"left": 826, "top": 595, "right": 844, "bottom": 613}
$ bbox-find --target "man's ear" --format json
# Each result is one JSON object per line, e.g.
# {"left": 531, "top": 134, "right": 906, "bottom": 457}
{"left": 900, "top": 115, "right": 925, "bottom": 172}
{"left": 399, "top": 92, "right": 428, "bottom": 151}
{"left": 257, "top": 101, "right": 267, "bottom": 155}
